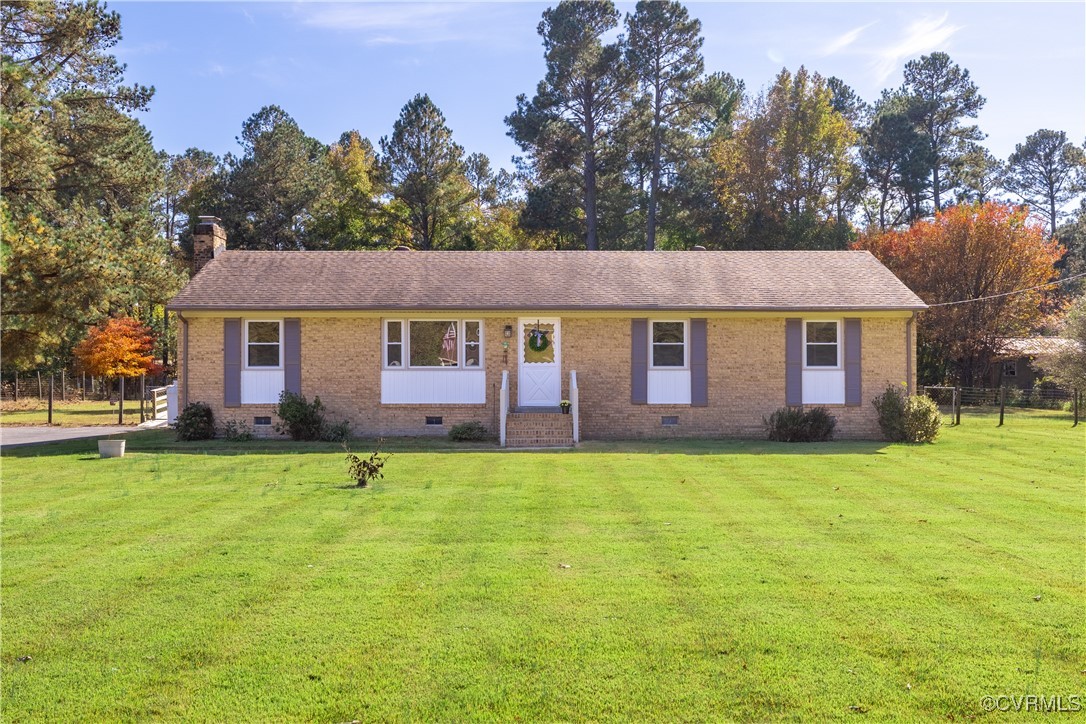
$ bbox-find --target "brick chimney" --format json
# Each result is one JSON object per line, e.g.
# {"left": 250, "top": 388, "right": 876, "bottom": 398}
{"left": 192, "top": 216, "right": 226, "bottom": 274}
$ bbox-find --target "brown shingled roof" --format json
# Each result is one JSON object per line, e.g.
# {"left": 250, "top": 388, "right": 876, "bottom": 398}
{"left": 166, "top": 250, "right": 926, "bottom": 312}
{"left": 996, "top": 336, "right": 1080, "bottom": 358}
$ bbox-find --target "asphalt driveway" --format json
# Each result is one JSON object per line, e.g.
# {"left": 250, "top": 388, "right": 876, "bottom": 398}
{"left": 1, "top": 426, "right": 134, "bottom": 448}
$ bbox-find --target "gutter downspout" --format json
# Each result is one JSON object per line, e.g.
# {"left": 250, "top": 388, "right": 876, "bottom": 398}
{"left": 177, "top": 311, "right": 190, "bottom": 408}
{"left": 906, "top": 312, "right": 915, "bottom": 395}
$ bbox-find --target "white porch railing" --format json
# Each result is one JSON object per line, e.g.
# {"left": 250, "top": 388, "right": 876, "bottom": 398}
{"left": 570, "top": 370, "right": 580, "bottom": 444}
{"left": 499, "top": 370, "right": 509, "bottom": 447}
{"left": 150, "top": 385, "right": 171, "bottom": 421}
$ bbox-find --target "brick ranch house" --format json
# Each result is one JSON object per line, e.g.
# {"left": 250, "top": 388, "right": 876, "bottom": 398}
{"left": 167, "top": 217, "right": 926, "bottom": 445}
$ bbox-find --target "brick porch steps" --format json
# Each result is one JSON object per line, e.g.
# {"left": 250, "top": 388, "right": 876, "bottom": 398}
{"left": 505, "top": 411, "right": 574, "bottom": 448}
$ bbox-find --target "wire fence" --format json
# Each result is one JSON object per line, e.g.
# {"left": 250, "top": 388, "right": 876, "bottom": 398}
{"left": 920, "top": 385, "right": 1082, "bottom": 427}
{"left": 0, "top": 370, "right": 172, "bottom": 402}
{"left": 921, "top": 385, "right": 1075, "bottom": 410}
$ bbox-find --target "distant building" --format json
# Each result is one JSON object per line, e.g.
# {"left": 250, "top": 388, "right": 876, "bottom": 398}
{"left": 990, "top": 337, "right": 1079, "bottom": 388}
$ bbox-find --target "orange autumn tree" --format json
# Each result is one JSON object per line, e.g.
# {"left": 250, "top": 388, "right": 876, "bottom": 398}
{"left": 73, "top": 317, "right": 161, "bottom": 382}
{"left": 855, "top": 202, "right": 1063, "bottom": 386}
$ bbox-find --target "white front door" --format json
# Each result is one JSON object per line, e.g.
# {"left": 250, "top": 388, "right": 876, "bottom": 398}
{"left": 518, "top": 317, "right": 561, "bottom": 407}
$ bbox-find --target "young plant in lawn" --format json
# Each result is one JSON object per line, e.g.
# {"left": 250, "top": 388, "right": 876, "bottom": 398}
{"left": 343, "top": 440, "right": 391, "bottom": 488}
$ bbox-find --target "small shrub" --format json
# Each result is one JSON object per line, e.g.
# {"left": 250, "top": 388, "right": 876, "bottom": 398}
{"left": 175, "top": 402, "right": 215, "bottom": 441}
{"left": 321, "top": 419, "right": 352, "bottom": 443}
{"left": 872, "top": 384, "right": 941, "bottom": 443}
{"left": 344, "top": 440, "right": 391, "bottom": 488}
{"left": 275, "top": 391, "right": 327, "bottom": 441}
{"left": 220, "top": 419, "right": 253, "bottom": 442}
{"left": 803, "top": 406, "right": 837, "bottom": 441}
{"left": 872, "top": 384, "right": 908, "bottom": 441}
{"left": 764, "top": 406, "right": 836, "bottom": 442}
{"left": 448, "top": 420, "right": 489, "bottom": 441}
{"left": 902, "top": 394, "right": 941, "bottom": 443}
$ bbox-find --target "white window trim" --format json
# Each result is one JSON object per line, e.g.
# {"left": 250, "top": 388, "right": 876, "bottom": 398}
{"left": 803, "top": 319, "right": 841, "bottom": 370}
{"left": 462, "top": 320, "right": 484, "bottom": 369}
{"left": 244, "top": 319, "right": 283, "bottom": 371}
{"left": 384, "top": 319, "right": 405, "bottom": 368}
{"left": 383, "top": 319, "right": 484, "bottom": 371}
{"left": 649, "top": 319, "right": 689, "bottom": 370}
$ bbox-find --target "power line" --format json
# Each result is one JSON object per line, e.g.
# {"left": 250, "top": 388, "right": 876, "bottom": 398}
{"left": 925, "top": 272, "right": 1086, "bottom": 307}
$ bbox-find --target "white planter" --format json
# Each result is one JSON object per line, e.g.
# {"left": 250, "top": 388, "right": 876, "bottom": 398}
{"left": 98, "top": 439, "right": 126, "bottom": 459}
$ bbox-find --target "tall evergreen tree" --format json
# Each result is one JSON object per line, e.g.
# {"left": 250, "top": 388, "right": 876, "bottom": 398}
{"left": 948, "top": 144, "right": 1003, "bottom": 205}
{"left": 900, "top": 52, "right": 986, "bottom": 211}
{"left": 665, "top": 72, "right": 745, "bottom": 248}
{"left": 625, "top": 0, "right": 705, "bottom": 250}
{"left": 380, "top": 94, "right": 473, "bottom": 250}
{"left": 506, "top": 0, "right": 632, "bottom": 250}
{"left": 860, "top": 91, "right": 935, "bottom": 230}
{"left": 1, "top": 0, "right": 181, "bottom": 368}
{"left": 1004, "top": 129, "right": 1086, "bottom": 238}
{"left": 219, "top": 105, "right": 332, "bottom": 250}
{"left": 158, "top": 148, "right": 219, "bottom": 247}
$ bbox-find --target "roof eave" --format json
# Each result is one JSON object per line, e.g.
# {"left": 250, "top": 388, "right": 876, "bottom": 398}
{"left": 166, "top": 303, "right": 928, "bottom": 313}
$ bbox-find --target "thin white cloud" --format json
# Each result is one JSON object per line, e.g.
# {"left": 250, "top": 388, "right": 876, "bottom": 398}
{"left": 820, "top": 21, "right": 876, "bottom": 57}
{"left": 114, "top": 40, "right": 170, "bottom": 58}
{"left": 871, "top": 13, "right": 962, "bottom": 84}
{"left": 296, "top": 2, "right": 483, "bottom": 45}
{"left": 202, "top": 62, "right": 228, "bottom": 77}
{"left": 767, "top": 48, "right": 784, "bottom": 65}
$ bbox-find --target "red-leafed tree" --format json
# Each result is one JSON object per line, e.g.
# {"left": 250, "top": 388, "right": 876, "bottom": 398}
{"left": 73, "top": 317, "right": 162, "bottom": 382}
{"left": 855, "top": 202, "right": 1064, "bottom": 386}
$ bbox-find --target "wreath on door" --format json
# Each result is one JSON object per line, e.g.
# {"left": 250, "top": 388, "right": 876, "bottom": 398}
{"left": 528, "top": 327, "right": 550, "bottom": 353}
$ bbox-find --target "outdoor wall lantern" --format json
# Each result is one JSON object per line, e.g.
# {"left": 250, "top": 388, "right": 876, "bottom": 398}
{"left": 504, "top": 325, "right": 513, "bottom": 338}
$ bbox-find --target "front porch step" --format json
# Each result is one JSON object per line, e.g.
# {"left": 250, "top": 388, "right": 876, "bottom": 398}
{"left": 505, "top": 411, "right": 574, "bottom": 448}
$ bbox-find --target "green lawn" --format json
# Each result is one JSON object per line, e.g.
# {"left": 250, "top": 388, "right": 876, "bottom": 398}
{"left": 1, "top": 399, "right": 139, "bottom": 427}
{"left": 2, "top": 410, "right": 1082, "bottom": 721}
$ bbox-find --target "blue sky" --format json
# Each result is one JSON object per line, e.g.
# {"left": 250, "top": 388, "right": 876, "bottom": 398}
{"left": 114, "top": 1, "right": 1085, "bottom": 171}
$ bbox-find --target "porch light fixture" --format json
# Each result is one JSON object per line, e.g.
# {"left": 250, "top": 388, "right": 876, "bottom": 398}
{"left": 504, "top": 325, "right": 513, "bottom": 338}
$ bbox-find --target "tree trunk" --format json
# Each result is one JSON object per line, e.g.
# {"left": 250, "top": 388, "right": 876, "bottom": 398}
{"left": 646, "top": 84, "right": 663, "bottom": 252}
{"left": 162, "top": 311, "right": 170, "bottom": 368}
{"left": 583, "top": 94, "right": 599, "bottom": 251}
{"left": 932, "top": 164, "right": 941, "bottom": 212}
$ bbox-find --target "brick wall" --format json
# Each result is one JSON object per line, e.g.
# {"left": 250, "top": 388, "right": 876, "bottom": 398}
{"left": 181, "top": 314, "right": 913, "bottom": 440}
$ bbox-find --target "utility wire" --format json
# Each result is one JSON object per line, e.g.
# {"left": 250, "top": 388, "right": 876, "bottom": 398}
{"left": 925, "top": 272, "right": 1086, "bottom": 307}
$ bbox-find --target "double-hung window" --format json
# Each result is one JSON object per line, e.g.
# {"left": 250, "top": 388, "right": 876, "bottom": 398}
{"left": 463, "top": 321, "right": 481, "bottom": 367}
{"left": 246, "top": 321, "right": 281, "bottom": 368}
{"left": 385, "top": 320, "right": 483, "bottom": 369}
{"left": 385, "top": 321, "right": 403, "bottom": 367}
{"left": 804, "top": 321, "right": 839, "bottom": 367}
{"left": 651, "top": 321, "right": 686, "bottom": 368}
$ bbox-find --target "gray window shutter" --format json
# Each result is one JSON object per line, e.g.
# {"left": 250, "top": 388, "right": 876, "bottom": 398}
{"left": 690, "top": 318, "right": 708, "bottom": 407}
{"left": 631, "top": 318, "right": 648, "bottom": 404}
{"left": 844, "top": 318, "right": 862, "bottom": 406}
{"left": 223, "top": 318, "right": 241, "bottom": 408}
{"left": 284, "top": 318, "right": 302, "bottom": 395}
{"left": 785, "top": 318, "right": 802, "bottom": 406}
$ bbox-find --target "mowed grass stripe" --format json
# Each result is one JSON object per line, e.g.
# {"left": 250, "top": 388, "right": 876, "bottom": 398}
{"left": 1, "top": 409, "right": 1082, "bottom": 721}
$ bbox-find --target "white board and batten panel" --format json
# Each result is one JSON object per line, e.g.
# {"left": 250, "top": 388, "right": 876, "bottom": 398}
{"left": 802, "top": 370, "right": 845, "bottom": 405}
{"left": 382, "top": 370, "right": 487, "bottom": 404}
{"left": 241, "top": 369, "right": 285, "bottom": 404}
{"left": 647, "top": 369, "right": 691, "bottom": 405}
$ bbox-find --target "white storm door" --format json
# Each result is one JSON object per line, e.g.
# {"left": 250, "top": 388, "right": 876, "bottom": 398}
{"left": 518, "top": 318, "right": 561, "bottom": 407}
